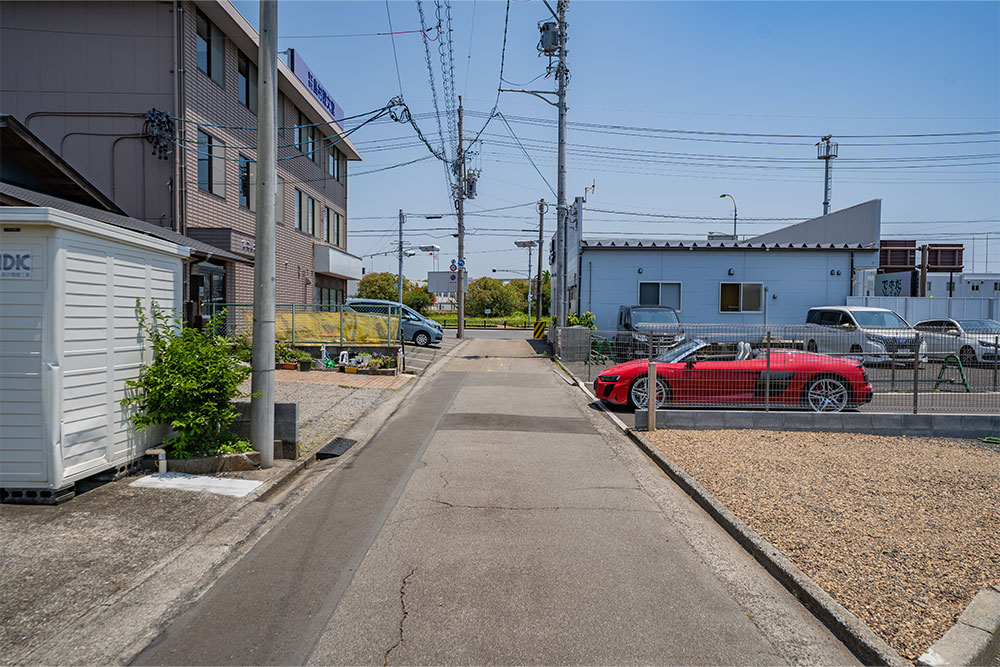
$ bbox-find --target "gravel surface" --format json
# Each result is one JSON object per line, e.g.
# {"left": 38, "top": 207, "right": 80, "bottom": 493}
{"left": 645, "top": 429, "right": 1000, "bottom": 661}
{"left": 240, "top": 379, "right": 392, "bottom": 457}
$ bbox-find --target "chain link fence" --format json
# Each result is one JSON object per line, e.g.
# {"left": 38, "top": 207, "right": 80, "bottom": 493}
{"left": 556, "top": 323, "right": 1000, "bottom": 414}
{"left": 204, "top": 303, "right": 401, "bottom": 346}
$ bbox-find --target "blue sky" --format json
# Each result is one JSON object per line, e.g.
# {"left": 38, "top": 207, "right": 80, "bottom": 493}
{"left": 233, "top": 0, "right": 1000, "bottom": 278}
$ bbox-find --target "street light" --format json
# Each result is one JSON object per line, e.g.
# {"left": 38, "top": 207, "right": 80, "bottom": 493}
{"left": 513, "top": 240, "right": 538, "bottom": 322}
{"left": 719, "top": 194, "right": 737, "bottom": 240}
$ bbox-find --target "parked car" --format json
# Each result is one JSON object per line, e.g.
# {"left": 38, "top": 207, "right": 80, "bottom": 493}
{"left": 594, "top": 337, "right": 873, "bottom": 413}
{"left": 803, "top": 305, "right": 925, "bottom": 364}
{"left": 614, "top": 305, "right": 684, "bottom": 360}
{"left": 913, "top": 318, "right": 1000, "bottom": 365}
{"left": 345, "top": 298, "right": 443, "bottom": 346}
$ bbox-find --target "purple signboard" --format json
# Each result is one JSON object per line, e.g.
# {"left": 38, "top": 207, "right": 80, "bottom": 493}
{"left": 289, "top": 49, "right": 344, "bottom": 122}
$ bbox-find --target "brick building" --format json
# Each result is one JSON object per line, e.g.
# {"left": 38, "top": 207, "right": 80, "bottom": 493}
{"left": 0, "top": 0, "right": 362, "bottom": 316}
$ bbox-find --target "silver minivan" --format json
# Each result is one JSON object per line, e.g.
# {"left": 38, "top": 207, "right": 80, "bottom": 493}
{"left": 346, "top": 298, "right": 444, "bottom": 346}
{"left": 804, "top": 305, "right": 925, "bottom": 363}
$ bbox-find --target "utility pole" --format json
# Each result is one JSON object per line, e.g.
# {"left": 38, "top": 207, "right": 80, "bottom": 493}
{"left": 250, "top": 0, "right": 277, "bottom": 469}
{"left": 817, "top": 135, "right": 838, "bottom": 215}
{"left": 537, "top": 198, "right": 546, "bottom": 323}
{"left": 555, "top": 0, "right": 569, "bottom": 328}
{"left": 397, "top": 208, "right": 404, "bottom": 348}
{"left": 456, "top": 97, "right": 466, "bottom": 339}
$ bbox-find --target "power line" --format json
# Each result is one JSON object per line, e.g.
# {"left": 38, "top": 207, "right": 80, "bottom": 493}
{"left": 384, "top": 0, "right": 405, "bottom": 97}
{"left": 497, "top": 112, "right": 556, "bottom": 196}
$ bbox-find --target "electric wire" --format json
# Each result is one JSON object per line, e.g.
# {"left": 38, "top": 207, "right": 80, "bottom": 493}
{"left": 496, "top": 111, "right": 556, "bottom": 196}
{"left": 384, "top": 0, "right": 405, "bottom": 97}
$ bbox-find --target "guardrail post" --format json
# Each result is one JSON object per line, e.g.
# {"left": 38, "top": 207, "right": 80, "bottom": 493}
{"left": 912, "top": 332, "right": 920, "bottom": 414}
{"left": 765, "top": 330, "right": 771, "bottom": 412}
{"left": 647, "top": 333, "right": 657, "bottom": 432}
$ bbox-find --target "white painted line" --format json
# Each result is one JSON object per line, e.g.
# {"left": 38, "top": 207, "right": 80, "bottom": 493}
{"left": 577, "top": 379, "right": 630, "bottom": 433}
{"left": 131, "top": 472, "right": 263, "bottom": 497}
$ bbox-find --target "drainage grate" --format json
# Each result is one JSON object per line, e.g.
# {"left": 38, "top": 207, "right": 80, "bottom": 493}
{"left": 316, "top": 437, "right": 359, "bottom": 459}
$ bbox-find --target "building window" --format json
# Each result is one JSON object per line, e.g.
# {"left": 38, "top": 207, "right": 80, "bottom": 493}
{"left": 312, "top": 197, "right": 322, "bottom": 236}
{"left": 238, "top": 51, "right": 258, "bottom": 114}
{"left": 327, "top": 149, "right": 336, "bottom": 178}
{"left": 306, "top": 196, "right": 316, "bottom": 235}
{"left": 294, "top": 109, "right": 306, "bottom": 152}
{"left": 971, "top": 283, "right": 980, "bottom": 292}
{"left": 238, "top": 154, "right": 251, "bottom": 209}
{"left": 720, "top": 282, "right": 763, "bottom": 313}
{"left": 197, "top": 130, "right": 226, "bottom": 197}
{"left": 277, "top": 94, "right": 285, "bottom": 137}
{"left": 335, "top": 212, "right": 343, "bottom": 246}
{"left": 637, "top": 281, "right": 681, "bottom": 310}
{"left": 196, "top": 9, "right": 224, "bottom": 87}
{"left": 323, "top": 207, "right": 332, "bottom": 242}
{"left": 339, "top": 153, "right": 346, "bottom": 183}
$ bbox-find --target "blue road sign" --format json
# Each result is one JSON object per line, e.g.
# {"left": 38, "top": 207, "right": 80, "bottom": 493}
{"left": 457, "top": 259, "right": 465, "bottom": 267}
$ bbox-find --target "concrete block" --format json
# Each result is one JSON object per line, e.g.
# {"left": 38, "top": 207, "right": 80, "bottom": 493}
{"left": 917, "top": 622, "right": 994, "bottom": 667}
{"left": 634, "top": 410, "right": 647, "bottom": 430}
{"left": 959, "top": 589, "right": 1000, "bottom": 634}
{"left": 903, "top": 413, "right": 934, "bottom": 437}
{"left": 659, "top": 411, "right": 696, "bottom": 429}
{"left": 232, "top": 402, "right": 298, "bottom": 456}
{"left": 870, "top": 412, "right": 904, "bottom": 436}
{"left": 695, "top": 411, "right": 726, "bottom": 428}
{"left": 722, "top": 411, "right": 753, "bottom": 429}
{"left": 756, "top": 412, "right": 786, "bottom": 430}
{"left": 842, "top": 412, "right": 878, "bottom": 434}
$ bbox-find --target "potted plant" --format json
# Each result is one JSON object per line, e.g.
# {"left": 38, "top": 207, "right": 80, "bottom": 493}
{"left": 275, "top": 341, "right": 298, "bottom": 370}
{"left": 297, "top": 350, "right": 314, "bottom": 372}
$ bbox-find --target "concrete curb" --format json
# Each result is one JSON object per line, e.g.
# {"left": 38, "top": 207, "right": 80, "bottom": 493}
{"left": 625, "top": 428, "right": 909, "bottom": 667}
{"left": 558, "top": 363, "right": 906, "bottom": 664}
{"left": 633, "top": 409, "right": 1000, "bottom": 440}
{"left": 917, "top": 587, "right": 1000, "bottom": 667}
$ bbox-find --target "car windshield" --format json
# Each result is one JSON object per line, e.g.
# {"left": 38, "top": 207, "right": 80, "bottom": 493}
{"left": 631, "top": 309, "right": 679, "bottom": 325}
{"left": 958, "top": 319, "right": 1000, "bottom": 332}
{"left": 655, "top": 339, "right": 706, "bottom": 363}
{"left": 852, "top": 310, "right": 910, "bottom": 329}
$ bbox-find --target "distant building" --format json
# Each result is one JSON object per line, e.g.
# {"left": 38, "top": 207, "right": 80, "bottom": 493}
{"left": 557, "top": 200, "right": 882, "bottom": 328}
{"left": 0, "top": 0, "right": 362, "bottom": 319}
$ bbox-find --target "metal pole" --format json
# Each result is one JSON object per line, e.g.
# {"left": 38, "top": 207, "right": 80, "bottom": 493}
{"left": 765, "top": 330, "right": 771, "bottom": 412}
{"left": 456, "top": 97, "right": 466, "bottom": 339}
{"left": 397, "top": 209, "right": 404, "bottom": 350}
{"left": 537, "top": 199, "right": 545, "bottom": 323}
{"left": 250, "top": 0, "right": 277, "bottom": 469}
{"left": 993, "top": 335, "right": 998, "bottom": 392}
{"left": 647, "top": 333, "right": 656, "bottom": 431}
{"left": 527, "top": 245, "right": 533, "bottom": 323}
{"left": 912, "top": 332, "right": 920, "bottom": 415}
{"left": 555, "top": 0, "right": 568, "bottom": 328}
{"left": 822, "top": 153, "right": 832, "bottom": 216}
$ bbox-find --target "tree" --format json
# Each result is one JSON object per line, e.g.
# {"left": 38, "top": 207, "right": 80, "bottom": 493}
{"left": 356, "top": 272, "right": 400, "bottom": 301}
{"left": 508, "top": 278, "right": 529, "bottom": 313}
{"left": 403, "top": 285, "right": 436, "bottom": 313}
{"left": 466, "top": 277, "right": 519, "bottom": 317}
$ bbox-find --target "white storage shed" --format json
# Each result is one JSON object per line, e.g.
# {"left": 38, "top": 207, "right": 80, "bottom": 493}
{"left": 0, "top": 207, "right": 188, "bottom": 502}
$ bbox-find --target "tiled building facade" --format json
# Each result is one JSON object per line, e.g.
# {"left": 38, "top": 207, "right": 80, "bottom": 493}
{"left": 0, "top": 0, "right": 362, "bottom": 317}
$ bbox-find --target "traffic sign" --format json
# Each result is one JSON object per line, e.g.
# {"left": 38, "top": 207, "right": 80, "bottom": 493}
{"left": 457, "top": 259, "right": 465, "bottom": 267}
{"left": 449, "top": 263, "right": 458, "bottom": 271}
{"left": 451, "top": 258, "right": 456, "bottom": 265}
{"left": 449, "top": 273, "right": 457, "bottom": 282}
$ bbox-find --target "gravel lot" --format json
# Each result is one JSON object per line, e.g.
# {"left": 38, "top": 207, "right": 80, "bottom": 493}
{"left": 239, "top": 379, "right": 392, "bottom": 457}
{"left": 645, "top": 429, "right": 1000, "bottom": 661}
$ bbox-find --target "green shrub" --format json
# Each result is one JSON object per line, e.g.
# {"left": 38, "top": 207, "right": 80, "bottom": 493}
{"left": 466, "top": 277, "right": 519, "bottom": 317}
{"left": 567, "top": 311, "right": 597, "bottom": 329}
{"left": 357, "top": 272, "right": 400, "bottom": 300}
{"left": 403, "top": 285, "right": 436, "bottom": 313}
{"left": 122, "top": 301, "right": 252, "bottom": 459}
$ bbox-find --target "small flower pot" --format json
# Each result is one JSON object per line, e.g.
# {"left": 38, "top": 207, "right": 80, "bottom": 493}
{"left": 277, "top": 362, "right": 297, "bottom": 370}
{"left": 298, "top": 360, "right": 313, "bottom": 372}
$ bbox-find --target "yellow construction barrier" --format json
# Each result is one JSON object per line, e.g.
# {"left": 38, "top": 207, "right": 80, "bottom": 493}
{"left": 533, "top": 320, "right": 547, "bottom": 339}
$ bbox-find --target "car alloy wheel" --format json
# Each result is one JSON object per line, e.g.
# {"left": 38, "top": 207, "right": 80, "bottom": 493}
{"left": 629, "top": 375, "right": 668, "bottom": 410}
{"left": 414, "top": 331, "right": 431, "bottom": 347}
{"left": 806, "top": 376, "right": 849, "bottom": 413}
{"left": 959, "top": 346, "right": 977, "bottom": 367}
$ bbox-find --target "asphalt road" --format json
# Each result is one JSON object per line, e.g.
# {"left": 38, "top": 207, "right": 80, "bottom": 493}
{"left": 133, "top": 338, "right": 857, "bottom": 666}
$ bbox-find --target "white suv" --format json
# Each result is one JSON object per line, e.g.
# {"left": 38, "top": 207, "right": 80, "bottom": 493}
{"left": 804, "top": 306, "right": 925, "bottom": 363}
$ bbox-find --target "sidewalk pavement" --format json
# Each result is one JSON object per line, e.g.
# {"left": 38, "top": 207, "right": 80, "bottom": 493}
{"left": 0, "top": 339, "right": 470, "bottom": 665}
{"left": 134, "top": 337, "right": 859, "bottom": 666}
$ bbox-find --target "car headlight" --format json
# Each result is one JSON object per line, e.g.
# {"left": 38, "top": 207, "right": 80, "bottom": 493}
{"left": 633, "top": 333, "right": 647, "bottom": 342}
{"left": 979, "top": 339, "right": 999, "bottom": 348}
{"left": 598, "top": 375, "right": 620, "bottom": 383}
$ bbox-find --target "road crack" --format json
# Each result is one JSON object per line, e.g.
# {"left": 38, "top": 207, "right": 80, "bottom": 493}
{"left": 382, "top": 568, "right": 416, "bottom": 666}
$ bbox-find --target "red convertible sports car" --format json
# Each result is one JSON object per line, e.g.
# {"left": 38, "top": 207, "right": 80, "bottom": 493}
{"left": 594, "top": 339, "right": 873, "bottom": 412}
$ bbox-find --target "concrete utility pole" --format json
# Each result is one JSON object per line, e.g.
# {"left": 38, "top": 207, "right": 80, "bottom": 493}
{"left": 398, "top": 208, "right": 405, "bottom": 348}
{"left": 817, "top": 135, "right": 838, "bottom": 216}
{"left": 555, "top": 0, "right": 569, "bottom": 328}
{"left": 250, "top": 0, "right": 277, "bottom": 469}
{"left": 536, "top": 199, "right": 546, "bottom": 323}
{"left": 456, "top": 97, "right": 466, "bottom": 339}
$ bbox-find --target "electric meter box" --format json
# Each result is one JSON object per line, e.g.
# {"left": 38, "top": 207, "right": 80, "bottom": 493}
{"left": 0, "top": 207, "right": 188, "bottom": 503}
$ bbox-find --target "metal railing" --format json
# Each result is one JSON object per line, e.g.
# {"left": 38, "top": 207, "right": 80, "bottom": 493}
{"left": 204, "top": 303, "right": 402, "bottom": 346}
{"left": 557, "top": 323, "right": 1000, "bottom": 415}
